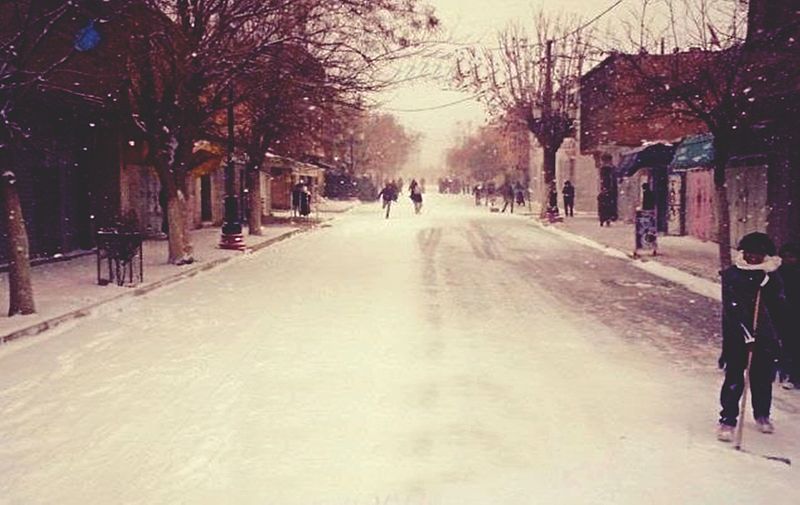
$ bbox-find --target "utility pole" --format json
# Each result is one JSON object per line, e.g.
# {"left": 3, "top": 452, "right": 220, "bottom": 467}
{"left": 220, "top": 86, "right": 245, "bottom": 250}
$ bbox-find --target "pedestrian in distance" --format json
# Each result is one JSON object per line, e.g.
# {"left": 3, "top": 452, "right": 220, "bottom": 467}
{"left": 641, "top": 183, "right": 655, "bottom": 211}
{"left": 501, "top": 182, "right": 515, "bottom": 213}
{"left": 514, "top": 182, "right": 526, "bottom": 207}
{"left": 409, "top": 179, "right": 423, "bottom": 214}
{"left": 486, "top": 181, "right": 497, "bottom": 208}
{"left": 562, "top": 181, "right": 575, "bottom": 217}
{"left": 597, "top": 189, "right": 614, "bottom": 227}
{"left": 546, "top": 181, "right": 559, "bottom": 217}
{"left": 717, "top": 232, "right": 786, "bottom": 442}
{"left": 777, "top": 242, "right": 800, "bottom": 389}
{"left": 473, "top": 184, "right": 483, "bottom": 206}
{"left": 376, "top": 181, "right": 397, "bottom": 219}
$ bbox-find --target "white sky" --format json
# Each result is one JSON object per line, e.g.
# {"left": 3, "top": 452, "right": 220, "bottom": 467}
{"left": 377, "top": 0, "right": 621, "bottom": 173}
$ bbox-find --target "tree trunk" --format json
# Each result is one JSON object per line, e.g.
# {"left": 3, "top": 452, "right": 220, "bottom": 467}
{"left": 167, "top": 190, "right": 192, "bottom": 264}
{"left": 1, "top": 172, "right": 35, "bottom": 316}
{"left": 247, "top": 163, "right": 262, "bottom": 235}
{"left": 539, "top": 144, "right": 558, "bottom": 218}
{"left": 161, "top": 171, "right": 193, "bottom": 265}
{"left": 713, "top": 142, "right": 732, "bottom": 270}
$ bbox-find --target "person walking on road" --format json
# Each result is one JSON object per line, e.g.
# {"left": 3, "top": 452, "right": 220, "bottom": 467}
{"left": 409, "top": 179, "right": 423, "bottom": 214}
{"left": 501, "top": 182, "right": 515, "bottom": 213}
{"left": 377, "top": 181, "right": 398, "bottom": 219}
{"left": 717, "top": 232, "right": 786, "bottom": 442}
{"left": 562, "top": 181, "right": 575, "bottom": 217}
{"left": 473, "top": 184, "right": 483, "bottom": 206}
{"left": 514, "top": 182, "right": 526, "bottom": 207}
{"left": 778, "top": 242, "right": 800, "bottom": 389}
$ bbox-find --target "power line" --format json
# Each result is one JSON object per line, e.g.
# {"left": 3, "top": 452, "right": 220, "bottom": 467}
{"left": 382, "top": 91, "right": 487, "bottom": 113}
{"left": 560, "top": 0, "right": 626, "bottom": 42}
{"left": 381, "top": 1, "right": 627, "bottom": 114}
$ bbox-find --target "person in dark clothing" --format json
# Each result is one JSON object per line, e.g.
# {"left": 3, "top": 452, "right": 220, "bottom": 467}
{"left": 547, "top": 182, "right": 558, "bottom": 213}
{"left": 514, "top": 182, "right": 526, "bottom": 206}
{"left": 501, "top": 182, "right": 515, "bottom": 213}
{"left": 291, "top": 181, "right": 307, "bottom": 217}
{"left": 597, "top": 189, "right": 614, "bottom": 226}
{"left": 562, "top": 181, "right": 575, "bottom": 217}
{"left": 717, "top": 232, "right": 786, "bottom": 442}
{"left": 473, "top": 184, "right": 483, "bottom": 206}
{"left": 409, "top": 179, "right": 423, "bottom": 214}
{"left": 641, "top": 183, "right": 655, "bottom": 211}
{"left": 778, "top": 242, "right": 800, "bottom": 389}
{"left": 377, "top": 182, "right": 397, "bottom": 219}
{"left": 599, "top": 155, "right": 618, "bottom": 221}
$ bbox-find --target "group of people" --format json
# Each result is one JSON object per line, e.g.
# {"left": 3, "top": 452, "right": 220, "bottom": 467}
{"left": 472, "top": 182, "right": 528, "bottom": 212}
{"left": 376, "top": 179, "right": 423, "bottom": 219}
{"left": 716, "top": 232, "right": 800, "bottom": 442}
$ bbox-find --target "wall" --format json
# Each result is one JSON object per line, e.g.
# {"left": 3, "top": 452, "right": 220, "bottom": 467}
{"left": 685, "top": 168, "right": 716, "bottom": 242}
{"left": 727, "top": 164, "right": 769, "bottom": 249}
{"left": 120, "top": 164, "right": 164, "bottom": 236}
{"left": 556, "top": 138, "right": 598, "bottom": 213}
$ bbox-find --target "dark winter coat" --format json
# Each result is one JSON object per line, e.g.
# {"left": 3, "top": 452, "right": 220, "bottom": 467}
{"left": 720, "top": 264, "right": 786, "bottom": 371}
{"left": 597, "top": 190, "right": 615, "bottom": 222}
{"left": 642, "top": 188, "right": 655, "bottom": 210}
{"left": 377, "top": 185, "right": 397, "bottom": 202}
{"left": 409, "top": 184, "right": 423, "bottom": 203}
{"left": 562, "top": 184, "right": 575, "bottom": 201}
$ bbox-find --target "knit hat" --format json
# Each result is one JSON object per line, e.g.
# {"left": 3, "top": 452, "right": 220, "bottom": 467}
{"left": 737, "top": 232, "right": 776, "bottom": 256}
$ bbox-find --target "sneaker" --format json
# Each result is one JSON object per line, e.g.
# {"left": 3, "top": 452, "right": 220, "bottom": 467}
{"left": 755, "top": 417, "right": 775, "bottom": 434}
{"left": 717, "top": 423, "right": 735, "bottom": 442}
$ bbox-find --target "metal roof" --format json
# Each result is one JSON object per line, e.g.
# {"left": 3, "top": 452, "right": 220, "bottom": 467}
{"left": 669, "top": 134, "right": 714, "bottom": 171}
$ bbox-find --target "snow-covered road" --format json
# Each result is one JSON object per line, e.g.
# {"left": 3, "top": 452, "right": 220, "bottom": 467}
{"left": 1, "top": 195, "right": 797, "bottom": 504}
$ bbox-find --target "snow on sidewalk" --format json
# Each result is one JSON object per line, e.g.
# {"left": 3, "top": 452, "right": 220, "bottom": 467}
{"left": 0, "top": 224, "right": 300, "bottom": 342}
{"left": 531, "top": 213, "right": 724, "bottom": 301}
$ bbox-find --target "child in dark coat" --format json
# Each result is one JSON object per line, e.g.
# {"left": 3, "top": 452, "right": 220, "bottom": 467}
{"left": 717, "top": 232, "right": 786, "bottom": 442}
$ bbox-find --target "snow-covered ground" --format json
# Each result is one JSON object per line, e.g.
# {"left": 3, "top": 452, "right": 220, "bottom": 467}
{"left": 0, "top": 194, "right": 797, "bottom": 504}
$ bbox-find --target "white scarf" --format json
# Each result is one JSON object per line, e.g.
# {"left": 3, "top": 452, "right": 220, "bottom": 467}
{"left": 734, "top": 250, "right": 782, "bottom": 273}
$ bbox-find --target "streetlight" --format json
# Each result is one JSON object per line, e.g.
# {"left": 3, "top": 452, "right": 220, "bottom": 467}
{"left": 220, "top": 86, "right": 245, "bottom": 250}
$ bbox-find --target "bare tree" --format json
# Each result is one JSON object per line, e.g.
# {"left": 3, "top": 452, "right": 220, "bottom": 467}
{"left": 611, "top": 0, "right": 796, "bottom": 268}
{"left": 235, "top": 43, "right": 332, "bottom": 234}
{"left": 446, "top": 124, "right": 518, "bottom": 184}
{"left": 455, "top": 11, "right": 594, "bottom": 217}
{"left": 125, "top": 0, "right": 438, "bottom": 263}
{"left": 349, "top": 112, "right": 419, "bottom": 182}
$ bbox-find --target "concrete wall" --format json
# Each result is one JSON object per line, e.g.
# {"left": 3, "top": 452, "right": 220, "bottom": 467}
{"left": 119, "top": 164, "right": 163, "bottom": 236}
{"left": 728, "top": 164, "right": 769, "bottom": 249}
{"left": 556, "top": 138, "right": 598, "bottom": 213}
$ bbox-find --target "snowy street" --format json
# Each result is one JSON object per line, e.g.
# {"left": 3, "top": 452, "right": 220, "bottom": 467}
{"left": 1, "top": 194, "right": 798, "bottom": 504}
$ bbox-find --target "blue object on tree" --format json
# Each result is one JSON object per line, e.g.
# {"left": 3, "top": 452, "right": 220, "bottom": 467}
{"left": 74, "top": 21, "right": 101, "bottom": 52}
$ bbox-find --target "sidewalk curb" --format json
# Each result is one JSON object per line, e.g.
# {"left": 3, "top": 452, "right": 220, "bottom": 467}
{"left": 1, "top": 227, "right": 314, "bottom": 346}
{"left": 529, "top": 219, "right": 722, "bottom": 302}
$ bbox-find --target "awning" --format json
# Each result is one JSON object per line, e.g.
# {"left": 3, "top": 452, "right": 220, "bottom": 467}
{"left": 617, "top": 143, "right": 676, "bottom": 177}
{"left": 669, "top": 134, "right": 714, "bottom": 171}
{"left": 190, "top": 140, "right": 224, "bottom": 176}
{"left": 262, "top": 152, "right": 325, "bottom": 178}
